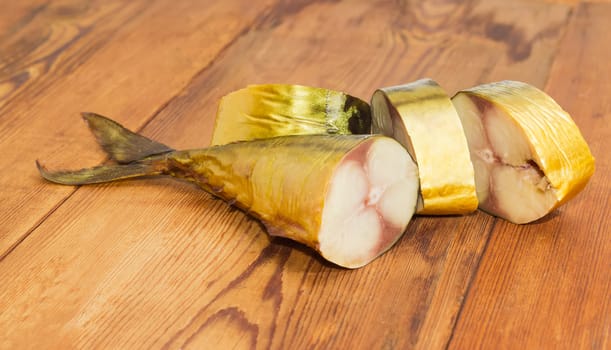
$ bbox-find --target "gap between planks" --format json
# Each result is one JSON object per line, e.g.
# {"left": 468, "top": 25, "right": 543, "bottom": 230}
{"left": 444, "top": 3, "right": 578, "bottom": 346}
{"left": 0, "top": 0, "right": 283, "bottom": 261}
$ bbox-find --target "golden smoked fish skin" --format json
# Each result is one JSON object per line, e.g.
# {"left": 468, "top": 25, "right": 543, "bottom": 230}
{"left": 211, "top": 84, "right": 371, "bottom": 145}
{"left": 452, "top": 81, "right": 595, "bottom": 223}
{"left": 162, "top": 135, "right": 418, "bottom": 268}
{"left": 371, "top": 79, "right": 478, "bottom": 215}
{"left": 169, "top": 135, "right": 373, "bottom": 246}
{"left": 38, "top": 113, "right": 419, "bottom": 268}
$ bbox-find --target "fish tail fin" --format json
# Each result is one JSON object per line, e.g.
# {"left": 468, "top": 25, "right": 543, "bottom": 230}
{"left": 37, "top": 113, "right": 176, "bottom": 185}
{"left": 36, "top": 156, "right": 169, "bottom": 185}
{"left": 81, "top": 112, "right": 174, "bottom": 164}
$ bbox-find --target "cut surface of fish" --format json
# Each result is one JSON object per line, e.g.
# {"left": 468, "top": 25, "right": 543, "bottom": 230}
{"left": 452, "top": 80, "right": 595, "bottom": 224}
{"left": 316, "top": 137, "right": 419, "bottom": 268}
{"left": 172, "top": 135, "right": 419, "bottom": 268}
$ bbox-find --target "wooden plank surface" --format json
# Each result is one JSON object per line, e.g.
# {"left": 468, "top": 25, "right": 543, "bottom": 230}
{"left": 449, "top": 3, "right": 611, "bottom": 349}
{"left": 0, "top": 0, "right": 608, "bottom": 349}
{"left": 0, "top": 0, "right": 278, "bottom": 257}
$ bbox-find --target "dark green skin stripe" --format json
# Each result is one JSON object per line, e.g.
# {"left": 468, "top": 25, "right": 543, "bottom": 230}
{"left": 212, "top": 84, "right": 372, "bottom": 145}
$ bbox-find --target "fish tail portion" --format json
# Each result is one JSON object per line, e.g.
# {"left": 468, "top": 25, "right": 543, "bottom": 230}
{"left": 81, "top": 112, "right": 173, "bottom": 163}
{"left": 36, "top": 157, "right": 169, "bottom": 185}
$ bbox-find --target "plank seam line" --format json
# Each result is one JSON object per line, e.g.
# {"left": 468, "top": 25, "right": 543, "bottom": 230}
{"left": 132, "top": 0, "right": 332, "bottom": 134}
{"left": 543, "top": 3, "right": 576, "bottom": 91}
{"left": 443, "top": 218, "right": 497, "bottom": 349}
{"left": 0, "top": 3, "right": 261, "bottom": 260}
{"left": 130, "top": 15, "right": 257, "bottom": 135}
{"left": 0, "top": 187, "right": 78, "bottom": 262}
{"left": 0, "top": 1, "right": 152, "bottom": 113}
{"left": 441, "top": 7, "right": 580, "bottom": 341}
{"left": 0, "top": 0, "right": 326, "bottom": 260}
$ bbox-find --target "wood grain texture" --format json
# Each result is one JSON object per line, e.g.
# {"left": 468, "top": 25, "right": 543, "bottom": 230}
{"left": 0, "top": 0, "right": 607, "bottom": 349}
{"left": 0, "top": 1, "right": 47, "bottom": 42}
{"left": 449, "top": 3, "right": 611, "bottom": 349}
{"left": 0, "top": 0, "right": 277, "bottom": 257}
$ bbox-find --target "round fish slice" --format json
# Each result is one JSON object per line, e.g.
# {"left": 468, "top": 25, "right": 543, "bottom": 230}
{"left": 452, "top": 80, "right": 595, "bottom": 224}
{"left": 371, "top": 78, "right": 478, "bottom": 215}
